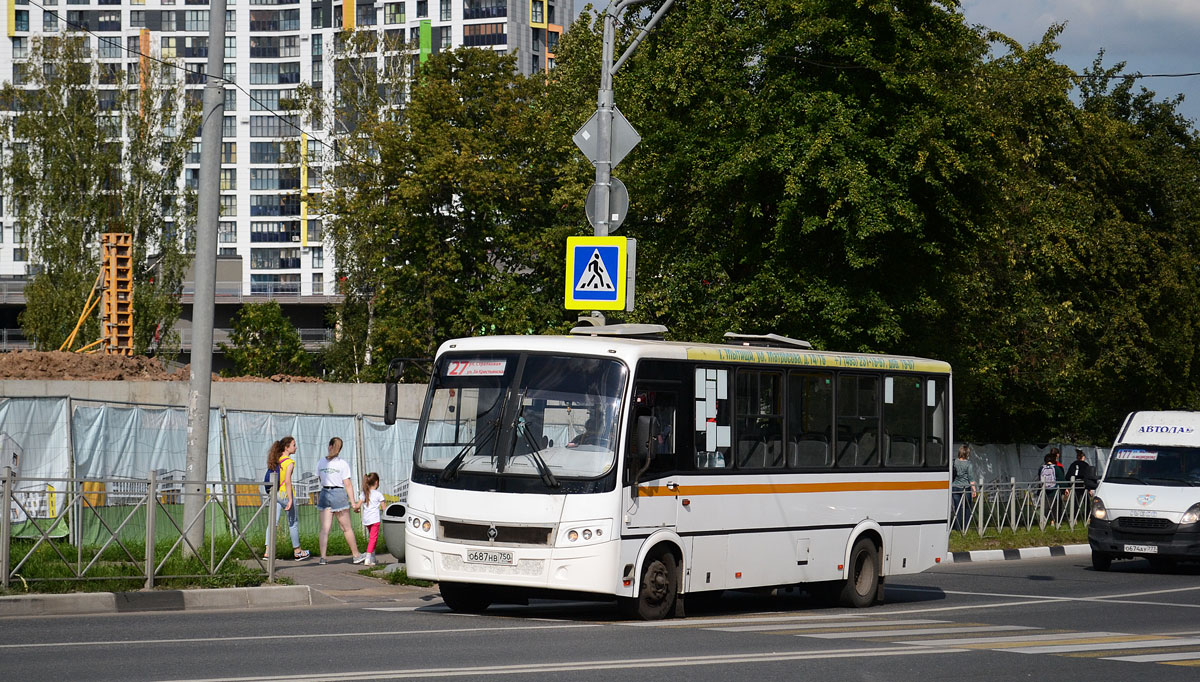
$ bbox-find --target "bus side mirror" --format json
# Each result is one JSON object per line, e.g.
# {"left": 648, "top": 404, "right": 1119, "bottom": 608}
{"left": 630, "top": 415, "right": 657, "bottom": 497}
{"left": 383, "top": 358, "right": 406, "bottom": 425}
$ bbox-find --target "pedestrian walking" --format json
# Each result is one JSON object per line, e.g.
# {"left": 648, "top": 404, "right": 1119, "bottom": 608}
{"left": 358, "top": 472, "right": 385, "bottom": 566}
{"left": 951, "top": 445, "right": 978, "bottom": 531}
{"left": 265, "top": 436, "right": 310, "bottom": 561}
{"left": 1039, "top": 452, "right": 1066, "bottom": 524}
{"left": 1065, "top": 448, "right": 1095, "bottom": 516}
{"left": 316, "top": 436, "right": 364, "bottom": 565}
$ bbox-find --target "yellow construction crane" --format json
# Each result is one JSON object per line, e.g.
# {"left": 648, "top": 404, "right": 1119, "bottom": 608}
{"left": 60, "top": 233, "right": 134, "bottom": 355}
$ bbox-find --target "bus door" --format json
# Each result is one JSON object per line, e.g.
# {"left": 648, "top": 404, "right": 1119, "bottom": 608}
{"left": 624, "top": 387, "right": 680, "bottom": 531}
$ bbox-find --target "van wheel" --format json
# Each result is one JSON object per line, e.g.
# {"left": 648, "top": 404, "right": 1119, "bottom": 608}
{"left": 839, "top": 538, "right": 879, "bottom": 608}
{"left": 1091, "top": 550, "right": 1112, "bottom": 571}
{"left": 439, "top": 582, "right": 491, "bottom": 614}
{"left": 620, "top": 551, "right": 678, "bottom": 620}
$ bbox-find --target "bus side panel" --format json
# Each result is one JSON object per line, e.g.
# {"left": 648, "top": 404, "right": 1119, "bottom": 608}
{"left": 886, "top": 525, "right": 920, "bottom": 575}
{"left": 686, "top": 535, "right": 729, "bottom": 592}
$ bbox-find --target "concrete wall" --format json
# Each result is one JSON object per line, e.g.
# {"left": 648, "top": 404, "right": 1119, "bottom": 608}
{"left": 0, "top": 380, "right": 428, "bottom": 418}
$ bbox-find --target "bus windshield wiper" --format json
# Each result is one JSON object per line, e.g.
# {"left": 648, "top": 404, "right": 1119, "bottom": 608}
{"left": 516, "top": 416, "right": 559, "bottom": 488}
{"left": 440, "top": 421, "right": 499, "bottom": 482}
{"left": 506, "top": 390, "right": 559, "bottom": 488}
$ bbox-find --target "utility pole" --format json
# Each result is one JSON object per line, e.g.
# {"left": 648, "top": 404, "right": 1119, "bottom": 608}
{"left": 182, "top": 0, "right": 227, "bottom": 554}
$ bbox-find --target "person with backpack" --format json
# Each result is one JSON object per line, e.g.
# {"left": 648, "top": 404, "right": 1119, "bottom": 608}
{"left": 265, "top": 436, "right": 311, "bottom": 561}
{"left": 1040, "top": 451, "right": 1066, "bottom": 524}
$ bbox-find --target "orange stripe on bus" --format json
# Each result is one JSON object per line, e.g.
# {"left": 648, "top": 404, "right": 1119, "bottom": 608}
{"left": 637, "top": 480, "right": 949, "bottom": 497}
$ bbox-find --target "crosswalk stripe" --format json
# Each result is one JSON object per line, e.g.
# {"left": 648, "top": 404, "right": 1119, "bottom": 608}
{"left": 899, "top": 631, "right": 1094, "bottom": 646}
{"left": 1005, "top": 637, "right": 1200, "bottom": 654}
{"left": 711, "top": 619, "right": 946, "bottom": 633}
{"left": 802, "top": 625, "right": 1037, "bottom": 640}
{"left": 1164, "top": 659, "right": 1200, "bottom": 666}
{"left": 621, "top": 614, "right": 866, "bottom": 628}
{"left": 1105, "top": 651, "right": 1200, "bottom": 663}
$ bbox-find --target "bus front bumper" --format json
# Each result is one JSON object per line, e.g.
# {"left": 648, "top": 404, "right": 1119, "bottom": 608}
{"left": 406, "top": 534, "right": 622, "bottom": 594}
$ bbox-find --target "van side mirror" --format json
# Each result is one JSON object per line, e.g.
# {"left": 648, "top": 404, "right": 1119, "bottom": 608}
{"left": 383, "top": 358, "right": 406, "bottom": 425}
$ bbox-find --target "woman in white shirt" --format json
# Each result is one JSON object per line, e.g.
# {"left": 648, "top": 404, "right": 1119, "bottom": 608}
{"left": 316, "top": 436, "right": 364, "bottom": 565}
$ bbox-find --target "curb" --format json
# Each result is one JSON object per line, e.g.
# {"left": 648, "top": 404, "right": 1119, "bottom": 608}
{"left": 0, "top": 584, "right": 336, "bottom": 618}
{"left": 945, "top": 543, "right": 1091, "bottom": 564}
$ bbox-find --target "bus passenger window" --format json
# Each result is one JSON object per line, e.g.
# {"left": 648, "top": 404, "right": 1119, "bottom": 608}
{"left": 787, "top": 372, "right": 834, "bottom": 468}
{"left": 631, "top": 389, "right": 677, "bottom": 475}
{"left": 837, "top": 375, "right": 880, "bottom": 468}
{"left": 694, "top": 368, "right": 731, "bottom": 468}
{"left": 924, "top": 377, "right": 948, "bottom": 467}
{"left": 883, "top": 376, "right": 922, "bottom": 467}
{"left": 735, "top": 370, "right": 784, "bottom": 469}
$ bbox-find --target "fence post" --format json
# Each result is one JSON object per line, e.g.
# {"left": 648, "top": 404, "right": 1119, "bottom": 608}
{"left": 1008, "top": 478, "right": 1017, "bottom": 531}
{"left": 267, "top": 469, "right": 278, "bottom": 582}
{"left": 1038, "top": 483, "right": 1046, "bottom": 531}
{"left": 1067, "top": 476, "right": 1076, "bottom": 529}
{"left": 976, "top": 484, "right": 985, "bottom": 535}
{"left": 1, "top": 466, "right": 12, "bottom": 590}
{"left": 145, "top": 470, "right": 157, "bottom": 589}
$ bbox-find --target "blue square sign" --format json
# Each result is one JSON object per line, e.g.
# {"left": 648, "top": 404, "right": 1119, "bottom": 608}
{"left": 565, "top": 236, "right": 628, "bottom": 310}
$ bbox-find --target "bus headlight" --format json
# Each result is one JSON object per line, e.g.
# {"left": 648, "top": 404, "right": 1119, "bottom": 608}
{"left": 559, "top": 520, "right": 611, "bottom": 546}
{"left": 1181, "top": 504, "right": 1200, "bottom": 525}
{"left": 408, "top": 513, "right": 434, "bottom": 536}
{"left": 1092, "top": 497, "right": 1107, "bottom": 521}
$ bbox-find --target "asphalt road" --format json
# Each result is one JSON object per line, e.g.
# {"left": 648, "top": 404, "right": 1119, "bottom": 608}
{"left": 3, "top": 555, "right": 1200, "bottom": 681}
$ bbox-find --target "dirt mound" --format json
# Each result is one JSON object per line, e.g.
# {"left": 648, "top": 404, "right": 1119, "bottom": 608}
{"left": 0, "top": 351, "right": 320, "bottom": 382}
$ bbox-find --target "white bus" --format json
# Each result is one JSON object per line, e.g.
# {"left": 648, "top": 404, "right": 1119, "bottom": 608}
{"left": 385, "top": 324, "right": 952, "bottom": 619}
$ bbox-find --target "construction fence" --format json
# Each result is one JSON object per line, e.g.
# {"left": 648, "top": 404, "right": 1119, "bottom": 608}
{"left": 2, "top": 396, "right": 417, "bottom": 544}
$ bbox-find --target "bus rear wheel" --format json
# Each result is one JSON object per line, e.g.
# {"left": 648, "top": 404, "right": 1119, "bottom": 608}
{"left": 620, "top": 551, "right": 678, "bottom": 620}
{"left": 439, "top": 582, "right": 492, "bottom": 614}
{"left": 838, "top": 538, "right": 880, "bottom": 608}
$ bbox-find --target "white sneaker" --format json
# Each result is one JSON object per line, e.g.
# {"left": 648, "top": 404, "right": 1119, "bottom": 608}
{"left": 352, "top": 554, "right": 367, "bottom": 564}
{"left": 364, "top": 553, "right": 377, "bottom": 566}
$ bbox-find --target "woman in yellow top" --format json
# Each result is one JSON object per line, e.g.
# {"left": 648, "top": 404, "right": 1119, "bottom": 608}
{"left": 267, "top": 436, "right": 311, "bottom": 561}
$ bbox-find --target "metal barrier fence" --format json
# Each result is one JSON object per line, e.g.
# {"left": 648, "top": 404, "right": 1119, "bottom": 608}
{"left": 950, "top": 478, "right": 1093, "bottom": 535}
{"left": 1, "top": 466, "right": 284, "bottom": 590}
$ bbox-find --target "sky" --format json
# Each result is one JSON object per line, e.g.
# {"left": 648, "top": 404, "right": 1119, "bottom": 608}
{"left": 575, "top": 1, "right": 1200, "bottom": 125}
{"left": 961, "top": 1, "right": 1200, "bottom": 125}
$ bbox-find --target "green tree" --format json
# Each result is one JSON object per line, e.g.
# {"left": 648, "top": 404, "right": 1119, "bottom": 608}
{"left": 1, "top": 35, "right": 197, "bottom": 355}
{"left": 316, "top": 42, "right": 573, "bottom": 381}
{"left": 220, "top": 301, "right": 313, "bottom": 377}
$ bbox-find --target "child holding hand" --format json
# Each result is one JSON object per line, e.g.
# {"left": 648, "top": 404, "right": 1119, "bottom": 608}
{"left": 358, "top": 472, "right": 386, "bottom": 566}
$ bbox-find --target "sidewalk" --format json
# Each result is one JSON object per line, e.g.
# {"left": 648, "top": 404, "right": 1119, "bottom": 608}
{"left": 0, "top": 552, "right": 441, "bottom": 618}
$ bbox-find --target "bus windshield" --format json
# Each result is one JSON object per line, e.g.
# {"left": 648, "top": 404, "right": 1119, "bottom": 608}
{"left": 1106, "top": 446, "right": 1200, "bottom": 486}
{"left": 417, "top": 353, "right": 627, "bottom": 481}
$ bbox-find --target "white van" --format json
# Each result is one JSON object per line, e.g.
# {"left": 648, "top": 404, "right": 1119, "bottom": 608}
{"left": 1089, "top": 411, "right": 1200, "bottom": 570}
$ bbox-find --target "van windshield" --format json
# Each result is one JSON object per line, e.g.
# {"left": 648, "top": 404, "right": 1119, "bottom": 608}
{"left": 1106, "top": 447, "right": 1200, "bottom": 486}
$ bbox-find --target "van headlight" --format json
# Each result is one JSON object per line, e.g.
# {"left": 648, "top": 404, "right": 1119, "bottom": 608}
{"left": 1091, "top": 497, "right": 1107, "bottom": 521}
{"left": 1181, "top": 504, "right": 1200, "bottom": 525}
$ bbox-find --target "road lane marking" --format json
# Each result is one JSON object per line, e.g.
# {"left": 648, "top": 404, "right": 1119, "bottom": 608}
{"left": 620, "top": 613, "right": 866, "bottom": 627}
{"left": 710, "top": 618, "right": 946, "bottom": 633}
{"left": 899, "top": 631, "right": 1110, "bottom": 646}
{"left": 1105, "top": 651, "right": 1200, "bottom": 663}
{"left": 162, "top": 646, "right": 966, "bottom": 681}
{"left": 0, "top": 623, "right": 603, "bottom": 650}
{"left": 801, "top": 625, "right": 1037, "bottom": 639}
{"left": 1007, "top": 637, "right": 1200, "bottom": 655}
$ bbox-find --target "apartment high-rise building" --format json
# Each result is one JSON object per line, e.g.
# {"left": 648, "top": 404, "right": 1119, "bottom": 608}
{"left": 0, "top": 0, "right": 573, "bottom": 355}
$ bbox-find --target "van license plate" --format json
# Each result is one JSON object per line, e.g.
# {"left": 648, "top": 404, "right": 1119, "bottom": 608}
{"left": 466, "top": 550, "right": 514, "bottom": 565}
{"left": 1124, "top": 544, "right": 1157, "bottom": 554}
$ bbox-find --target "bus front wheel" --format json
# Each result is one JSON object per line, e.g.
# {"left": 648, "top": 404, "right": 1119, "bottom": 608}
{"left": 439, "top": 582, "right": 492, "bottom": 614}
{"left": 838, "top": 538, "right": 880, "bottom": 608}
{"left": 621, "top": 551, "right": 678, "bottom": 620}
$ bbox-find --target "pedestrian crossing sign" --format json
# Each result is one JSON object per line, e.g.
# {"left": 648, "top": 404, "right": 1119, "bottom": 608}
{"left": 565, "top": 236, "right": 629, "bottom": 310}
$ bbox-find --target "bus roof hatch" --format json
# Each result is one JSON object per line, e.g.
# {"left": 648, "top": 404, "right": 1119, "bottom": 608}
{"left": 723, "top": 332, "right": 813, "bottom": 350}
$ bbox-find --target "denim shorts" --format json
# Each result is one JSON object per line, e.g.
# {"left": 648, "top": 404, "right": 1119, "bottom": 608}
{"left": 317, "top": 487, "right": 350, "bottom": 512}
